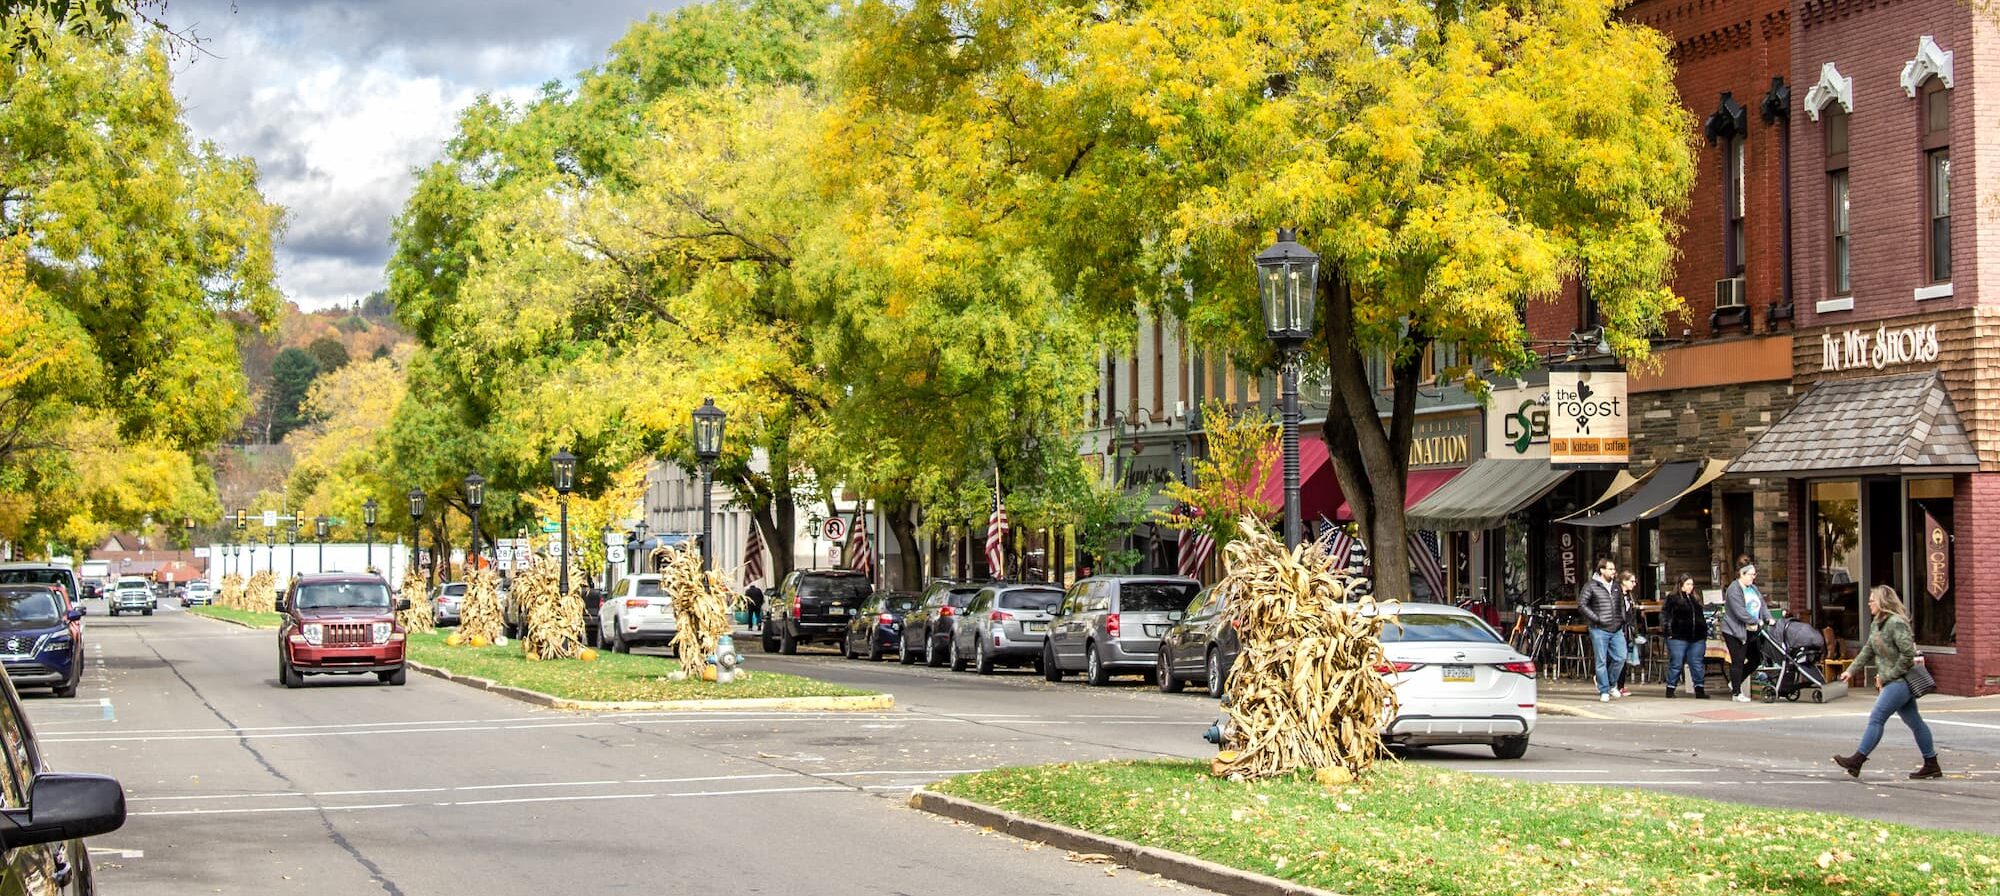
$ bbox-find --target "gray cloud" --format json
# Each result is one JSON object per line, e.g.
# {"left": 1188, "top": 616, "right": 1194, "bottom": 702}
{"left": 161, "top": 0, "right": 687, "bottom": 309}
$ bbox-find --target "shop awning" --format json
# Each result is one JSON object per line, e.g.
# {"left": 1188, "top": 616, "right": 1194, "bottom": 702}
{"left": 1405, "top": 458, "right": 1571, "bottom": 532}
{"left": 1334, "top": 467, "right": 1463, "bottom": 522}
{"left": 1730, "top": 371, "right": 1979, "bottom": 476}
{"left": 1565, "top": 459, "right": 1728, "bottom": 527}
{"left": 1254, "top": 435, "right": 1347, "bottom": 522}
{"left": 1557, "top": 467, "right": 1649, "bottom": 522}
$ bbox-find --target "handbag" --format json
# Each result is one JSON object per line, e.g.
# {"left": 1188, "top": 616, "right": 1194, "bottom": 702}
{"left": 1904, "top": 662, "right": 1937, "bottom": 699}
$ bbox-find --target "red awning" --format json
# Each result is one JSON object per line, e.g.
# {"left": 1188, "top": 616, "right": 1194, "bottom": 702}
{"left": 1335, "top": 467, "right": 1465, "bottom": 522}
{"left": 1254, "top": 435, "right": 1347, "bottom": 523}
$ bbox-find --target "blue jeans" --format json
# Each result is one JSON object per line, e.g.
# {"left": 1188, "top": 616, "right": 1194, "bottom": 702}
{"left": 1590, "top": 627, "right": 1628, "bottom": 695}
{"left": 1665, "top": 638, "right": 1705, "bottom": 690}
{"left": 1858, "top": 678, "right": 1936, "bottom": 758}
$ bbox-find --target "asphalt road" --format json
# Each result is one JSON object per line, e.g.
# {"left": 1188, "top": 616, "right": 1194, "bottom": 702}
{"left": 24, "top": 607, "right": 2000, "bottom": 894}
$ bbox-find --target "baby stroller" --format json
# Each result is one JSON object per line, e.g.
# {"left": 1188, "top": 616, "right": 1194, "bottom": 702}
{"left": 1755, "top": 616, "right": 1830, "bottom": 702}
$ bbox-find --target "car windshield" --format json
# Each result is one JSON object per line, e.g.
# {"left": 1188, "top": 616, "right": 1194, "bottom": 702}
{"left": 295, "top": 582, "right": 392, "bottom": 611}
{"left": 945, "top": 587, "right": 982, "bottom": 607}
{"left": 0, "top": 590, "right": 60, "bottom": 626}
{"left": 801, "top": 577, "right": 871, "bottom": 600}
{"left": 633, "top": 580, "right": 665, "bottom": 597}
{"left": 441, "top": 584, "right": 465, "bottom": 597}
{"left": 118, "top": 581, "right": 147, "bottom": 591}
{"left": 1380, "top": 613, "right": 1503, "bottom": 644}
{"left": 882, "top": 597, "right": 922, "bottom": 615}
{"left": 1120, "top": 583, "right": 1199, "bottom": 613}
{"left": 0, "top": 570, "right": 67, "bottom": 588}
{"left": 997, "top": 589, "right": 1061, "bottom": 611}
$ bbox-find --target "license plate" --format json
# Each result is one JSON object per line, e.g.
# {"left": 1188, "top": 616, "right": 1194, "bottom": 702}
{"left": 1442, "top": 664, "right": 1475, "bottom": 683}
{"left": 1024, "top": 622, "right": 1046, "bottom": 633}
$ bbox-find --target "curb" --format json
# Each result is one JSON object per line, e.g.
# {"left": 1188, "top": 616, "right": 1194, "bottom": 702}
{"left": 910, "top": 790, "right": 1335, "bottom": 896}
{"left": 1535, "top": 701, "right": 1609, "bottom": 720}
{"left": 405, "top": 661, "right": 894, "bottom": 713}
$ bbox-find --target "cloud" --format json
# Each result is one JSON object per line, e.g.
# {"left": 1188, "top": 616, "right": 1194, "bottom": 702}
{"left": 162, "top": 0, "right": 683, "bottom": 310}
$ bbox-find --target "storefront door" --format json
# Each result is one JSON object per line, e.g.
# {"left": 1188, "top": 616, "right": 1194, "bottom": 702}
{"left": 1808, "top": 477, "right": 1957, "bottom": 649}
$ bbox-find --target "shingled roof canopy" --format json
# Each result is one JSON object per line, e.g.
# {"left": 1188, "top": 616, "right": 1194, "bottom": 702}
{"left": 1730, "top": 371, "right": 1979, "bottom": 476}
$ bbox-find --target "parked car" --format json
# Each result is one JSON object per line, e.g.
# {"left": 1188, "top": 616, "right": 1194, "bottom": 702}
{"left": 898, "top": 580, "right": 984, "bottom": 667}
{"left": 278, "top": 573, "right": 409, "bottom": 688}
{"left": 1043, "top": 575, "right": 1200, "bottom": 686}
{"left": 181, "top": 580, "right": 214, "bottom": 607}
{"left": 763, "top": 569, "right": 872, "bottom": 655}
{"left": 1373, "top": 602, "right": 1537, "bottom": 759}
{"left": 599, "top": 573, "right": 678, "bottom": 653}
{"left": 950, "top": 583, "right": 1063, "bottom": 674}
{"left": 1157, "top": 583, "right": 1241, "bottom": 698}
{"left": 432, "top": 582, "right": 465, "bottom": 627}
{"left": 110, "top": 577, "right": 153, "bottom": 617}
{"left": 0, "top": 562, "right": 81, "bottom": 609}
{"left": 0, "top": 584, "right": 86, "bottom": 697}
{"left": 843, "top": 591, "right": 921, "bottom": 661}
{"left": 81, "top": 579, "right": 105, "bottom": 601}
{"left": 0, "top": 659, "right": 126, "bottom": 892}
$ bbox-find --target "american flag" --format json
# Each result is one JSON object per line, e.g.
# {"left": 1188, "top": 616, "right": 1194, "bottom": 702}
{"left": 1177, "top": 508, "right": 1215, "bottom": 579}
{"left": 985, "top": 493, "right": 1008, "bottom": 580}
{"left": 1409, "top": 529, "right": 1448, "bottom": 602}
{"left": 742, "top": 523, "right": 766, "bottom": 586}
{"left": 845, "top": 506, "right": 873, "bottom": 579}
{"left": 1320, "top": 522, "right": 1360, "bottom": 575}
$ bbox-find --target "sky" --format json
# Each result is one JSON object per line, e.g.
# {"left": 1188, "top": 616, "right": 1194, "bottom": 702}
{"left": 161, "top": 0, "right": 681, "bottom": 311}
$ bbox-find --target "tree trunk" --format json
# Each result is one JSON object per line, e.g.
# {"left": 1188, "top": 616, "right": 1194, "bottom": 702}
{"left": 885, "top": 501, "right": 922, "bottom": 591}
{"left": 1317, "top": 269, "right": 1427, "bottom": 600}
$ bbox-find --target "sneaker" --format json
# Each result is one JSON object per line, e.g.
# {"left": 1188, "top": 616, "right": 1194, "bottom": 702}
{"left": 1600, "top": 693, "right": 1612, "bottom": 703}
{"left": 1733, "top": 694, "right": 1752, "bottom": 703}
{"left": 1619, "top": 688, "right": 1631, "bottom": 698}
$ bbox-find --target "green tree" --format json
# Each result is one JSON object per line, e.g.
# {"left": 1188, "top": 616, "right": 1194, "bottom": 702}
{"left": 270, "top": 348, "right": 321, "bottom": 442}
{"left": 305, "top": 336, "right": 349, "bottom": 373}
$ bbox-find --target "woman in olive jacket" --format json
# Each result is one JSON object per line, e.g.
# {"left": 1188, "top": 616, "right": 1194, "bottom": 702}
{"left": 1833, "top": 585, "right": 1941, "bottom": 780}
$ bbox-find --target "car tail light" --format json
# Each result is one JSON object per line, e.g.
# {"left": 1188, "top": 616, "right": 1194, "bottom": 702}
{"left": 1373, "top": 661, "right": 1422, "bottom": 674}
{"left": 938, "top": 606, "right": 954, "bottom": 618}
{"left": 989, "top": 611, "right": 1013, "bottom": 623}
{"left": 1498, "top": 660, "right": 1536, "bottom": 677}
{"left": 624, "top": 598, "right": 649, "bottom": 609}
{"left": 878, "top": 613, "right": 896, "bottom": 625}
{"left": 792, "top": 602, "right": 801, "bottom": 620}
{"left": 1105, "top": 613, "right": 1120, "bottom": 639}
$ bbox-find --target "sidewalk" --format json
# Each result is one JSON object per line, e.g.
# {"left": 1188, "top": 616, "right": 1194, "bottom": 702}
{"left": 1537, "top": 677, "right": 2000, "bottom": 721}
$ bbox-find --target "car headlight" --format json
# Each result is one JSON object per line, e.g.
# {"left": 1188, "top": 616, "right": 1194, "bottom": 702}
{"left": 302, "top": 623, "right": 324, "bottom": 647}
{"left": 372, "top": 623, "right": 392, "bottom": 644}
{"left": 46, "top": 634, "right": 71, "bottom": 649}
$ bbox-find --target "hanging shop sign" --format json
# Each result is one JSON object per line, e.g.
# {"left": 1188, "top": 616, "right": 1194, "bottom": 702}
{"left": 1485, "top": 383, "right": 1551, "bottom": 460}
{"left": 1821, "top": 322, "right": 1940, "bottom": 373}
{"left": 1548, "top": 367, "right": 1629, "bottom": 467}
{"left": 1924, "top": 509, "right": 1951, "bottom": 600}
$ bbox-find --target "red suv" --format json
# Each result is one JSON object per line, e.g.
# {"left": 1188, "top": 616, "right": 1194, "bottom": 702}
{"left": 278, "top": 573, "right": 409, "bottom": 688}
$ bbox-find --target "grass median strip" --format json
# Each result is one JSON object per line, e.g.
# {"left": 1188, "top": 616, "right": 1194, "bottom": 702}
{"left": 187, "top": 606, "right": 283, "bottom": 628}
{"left": 934, "top": 760, "right": 2000, "bottom": 895}
{"left": 404, "top": 633, "right": 874, "bottom": 703}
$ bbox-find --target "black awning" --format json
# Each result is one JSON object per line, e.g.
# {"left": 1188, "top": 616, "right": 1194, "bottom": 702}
{"left": 1564, "top": 460, "right": 1705, "bottom": 528}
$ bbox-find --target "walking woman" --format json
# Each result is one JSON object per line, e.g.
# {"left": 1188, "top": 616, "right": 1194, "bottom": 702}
{"left": 1718, "top": 564, "right": 1764, "bottom": 702}
{"left": 1833, "top": 585, "right": 1941, "bottom": 780}
{"left": 1662, "top": 574, "right": 1709, "bottom": 698}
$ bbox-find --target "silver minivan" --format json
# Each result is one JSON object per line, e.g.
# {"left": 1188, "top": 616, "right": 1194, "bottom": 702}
{"left": 1042, "top": 575, "right": 1201, "bottom": 686}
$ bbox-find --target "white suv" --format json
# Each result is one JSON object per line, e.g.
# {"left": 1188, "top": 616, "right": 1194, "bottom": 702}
{"left": 598, "top": 574, "right": 678, "bottom": 654}
{"left": 111, "top": 577, "right": 153, "bottom": 616}
{"left": 181, "top": 580, "right": 214, "bottom": 606}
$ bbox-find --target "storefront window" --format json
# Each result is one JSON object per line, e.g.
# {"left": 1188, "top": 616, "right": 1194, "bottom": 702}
{"left": 1809, "top": 481, "right": 1862, "bottom": 642}
{"left": 1906, "top": 478, "right": 1955, "bottom": 647}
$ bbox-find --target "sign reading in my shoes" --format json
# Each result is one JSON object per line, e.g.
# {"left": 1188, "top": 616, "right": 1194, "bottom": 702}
{"left": 1821, "top": 323, "right": 1940, "bottom": 372}
{"left": 1548, "top": 367, "right": 1628, "bottom": 467}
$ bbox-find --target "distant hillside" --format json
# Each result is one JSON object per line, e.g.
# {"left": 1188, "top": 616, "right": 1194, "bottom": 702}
{"left": 233, "top": 291, "right": 408, "bottom": 446}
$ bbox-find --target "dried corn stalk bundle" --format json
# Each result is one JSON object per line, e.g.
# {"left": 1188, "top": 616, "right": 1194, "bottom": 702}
{"left": 457, "top": 568, "right": 504, "bottom": 645}
{"left": 398, "top": 566, "right": 434, "bottom": 634}
{"left": 218, "top": 574, "right": 246, "bottom": 611}
{"left": 245, "top": 571, "right": 276, "bottom": 613}
{"left": 655, "top": 543, "right": 733, "bottom": 678}
{"left": 1210, "top": 517, "right": 1397, "bottom": 781}
{"left": 517, "top": 551, "right": 584, "bottom": 660}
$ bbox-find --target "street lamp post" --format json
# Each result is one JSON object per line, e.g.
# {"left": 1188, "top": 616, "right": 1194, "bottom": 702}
{"left": 464, "top": 472, "right": 486, "bottom": 571}
{"left": 263, "top": 526, "right": 275, "bottom": 579}
{"left": 288, "top": 518, "right": 300, "bottom": 583}
{"left": 691, "top": 399, "right": 726, "bottom": 571}
{"left": 407, "top": 489, "right": 425, "bottom": 586}
{"left": 315, "top": 516, "right": 329, "bottom": 572}
{"left": 552, "top": 450, "right": 576, "bottom": 602}
{"left": 1254, "top": 228, "right": 1320, "bottom": 550}
{"left": 363, "top": 498, "right": 378, "bottom": 573}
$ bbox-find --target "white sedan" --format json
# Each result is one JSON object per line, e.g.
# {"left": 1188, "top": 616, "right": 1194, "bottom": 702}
{"left": 1373, "top": 602, "right": 1537, "bottom": 759}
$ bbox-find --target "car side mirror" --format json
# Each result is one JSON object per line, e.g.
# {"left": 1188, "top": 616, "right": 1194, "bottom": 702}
{"left": 1045, "top": 603, "right": 1061, "bottom": 615}
{"left": 1168, "top": 611, "right": 1185, "bottom": 623}
{"left": 0, "top": 773, "right": 126, "bottom": 850}
{"left": 396, "top": 598, "right": 411, "bottom": 613}
{"left": 274, "top": 597, "right": 287, "bottom": 614}
{"left": 66, "top": 608, "right": 84, "bottom": 622}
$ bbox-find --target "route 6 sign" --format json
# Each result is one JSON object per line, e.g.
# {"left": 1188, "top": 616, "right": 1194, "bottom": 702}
{"left": 821, "top": 517, "right": 847, "bottom": 542}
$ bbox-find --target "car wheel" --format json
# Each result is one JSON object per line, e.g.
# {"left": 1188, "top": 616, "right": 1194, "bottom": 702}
{"left": 379, "top": 667, "right": 407, "bottom": 686}
{"left": 279, "top": 656, "right": 302, "bottom": 689}
{"left": 108, "top": 608, "right": 117, "bottom": 617}
{"left": 612, "top": 627, "right": 631, "bottom": 654}
{"left": 142, "top": 609, "right": 152, "bottom": 616}
{"left": 761, "top": 621, "right": 779, "bottom": 654}
{"left": 1085, "top": 643, "right": 1110, "bottom": 687}
{"left": 52, "top": 679, "right": 78, "bottom": 698}
{"left": 1206, "top": 649, "right": 1226, "bottom": 699}
{"left": 1491, "top": 736, "right": 1530, "bottom": 760}
{"left": 1157, "top": 651, "right": 1182, "bottom": 693}
{"left": 843, "top": 634, "right": 859, "bottom": 660}
{"left": 926, "top": 634, "right": 948, "bottom": 667}
{"left": 868, "top": 639, "right": 883, "bottom": 662}
{"left": 1041, "top": 642, "right": 1065, "bottom": 681}
{"left": 950, "top": 637, "right": 970, "bottom": 672}
{"left": 976, "top": 640, "right": 996, "bottom": 675}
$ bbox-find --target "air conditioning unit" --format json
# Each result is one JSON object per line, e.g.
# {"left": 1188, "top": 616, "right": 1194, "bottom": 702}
{"left": 1715, "top": 277, "right": 1747, "bottom": 309}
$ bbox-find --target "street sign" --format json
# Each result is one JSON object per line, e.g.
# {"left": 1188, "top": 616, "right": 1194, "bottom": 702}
{"left": 606, "top": 545, "right": 626, "bottom": 565}
{"left": 262, "top": 510, "right": 278, "bottom": 528}
{"left": 822, "top": 517, "right": 847, "bottom": 542}
{"left": 541, "top": 520, "right": 560, "bottom": 534}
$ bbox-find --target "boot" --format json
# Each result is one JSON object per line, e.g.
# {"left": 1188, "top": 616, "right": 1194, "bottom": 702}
{"left": 1694, "top": 687, "right": 1711, "bottom": 700}
{"left": 1910, "top": 756, "right": 1942, "bottom": 780}
{"left": 1665, "top": 686, "right": 1677, "bottom": 699}
{"left": 1833, "top": 752, "right": 1867, "bottom": 778}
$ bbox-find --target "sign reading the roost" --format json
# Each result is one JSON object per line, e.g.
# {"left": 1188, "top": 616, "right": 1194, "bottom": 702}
{"left": 1547, "top": 367, "right": 1628, "bottom": 467}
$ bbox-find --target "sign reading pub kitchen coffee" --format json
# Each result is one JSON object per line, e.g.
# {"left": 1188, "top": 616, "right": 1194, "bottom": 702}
{"left": 1548, "top": 366, "right": 1628, "bottom": 467}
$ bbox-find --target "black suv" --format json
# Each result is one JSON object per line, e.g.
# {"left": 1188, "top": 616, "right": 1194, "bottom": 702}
{"left": 762, "top": 569, "right": 872, "bottom": 654}
{"left": 0, "top": 654, "right": 127, "bottom": 892}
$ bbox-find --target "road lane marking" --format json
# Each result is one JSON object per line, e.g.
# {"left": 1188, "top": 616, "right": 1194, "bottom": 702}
{"left": 131, "top": 785, "right": 857, "bottom": 817}
{"left": 822, "top": 768, "right": 988, "bottom": 777}
{"left": 1931, "top": 719, "right": 2000, "bottom": 731}
{"left": 452, "top": 779, "right": 623, "bottom": 792}
{"left": 125, "top": 769, "right": 990, "bottom": 806}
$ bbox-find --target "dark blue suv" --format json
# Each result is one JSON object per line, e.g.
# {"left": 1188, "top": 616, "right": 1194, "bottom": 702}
{"left": 0, "top": 585, "right": 85, "bottom": 698}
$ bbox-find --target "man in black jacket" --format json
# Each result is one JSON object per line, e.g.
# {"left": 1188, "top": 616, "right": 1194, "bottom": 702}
{"left": 1579, "top": 557, "right": 1627, "bottom": 702}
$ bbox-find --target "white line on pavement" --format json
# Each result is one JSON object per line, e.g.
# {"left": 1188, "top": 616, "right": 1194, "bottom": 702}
{"left": 128, "top": 769, "right": 988, "bottom": 806}
{"left": 1931, "top": 719, "right": 2000, "bottom": 731}
{"left": 131, "top": 785, "right": 858, "bottom": 817}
